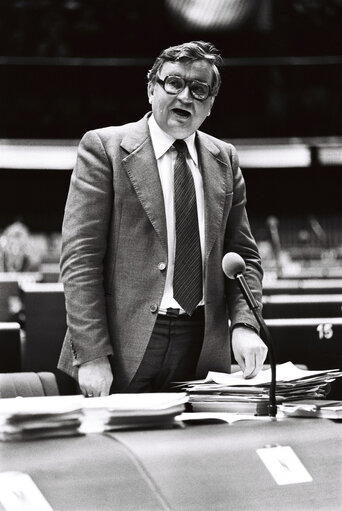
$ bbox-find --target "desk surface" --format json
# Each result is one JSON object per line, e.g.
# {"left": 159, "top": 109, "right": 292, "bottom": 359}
{"left": 0, "top": 418, "right": 341, "bottom": 511}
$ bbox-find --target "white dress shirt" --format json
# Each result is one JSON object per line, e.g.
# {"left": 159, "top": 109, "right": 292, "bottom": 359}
{"left": 148, "top": 114, "right": 205, "bottom": 313}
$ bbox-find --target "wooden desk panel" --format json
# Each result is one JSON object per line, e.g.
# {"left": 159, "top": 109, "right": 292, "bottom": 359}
{"left": 0, "top": 433, "right": 167, "bottom": 511}
{"left": 112, "top": 419, "right": 342, "bottom": 511}
{"left": 0, "top": 419, "right": 341, "bottom": 511}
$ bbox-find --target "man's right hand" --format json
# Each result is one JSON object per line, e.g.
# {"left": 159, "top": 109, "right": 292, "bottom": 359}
{"left": 78, "top": 356, "right": 113, "bottom": 397}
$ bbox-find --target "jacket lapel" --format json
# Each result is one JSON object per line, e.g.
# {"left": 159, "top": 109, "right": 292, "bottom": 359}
{"left": 196, "top": 132, "right": 230, "bottom": 263}
{"left": 120, "top": 116, "right": 229, "bottom": 261}
{"left": 121, "top": 115, "right": 168, "bottom": 252}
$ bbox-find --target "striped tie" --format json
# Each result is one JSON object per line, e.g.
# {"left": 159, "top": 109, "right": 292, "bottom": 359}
{"left": 173, "top": 139, "right": 202, "bottom": 316}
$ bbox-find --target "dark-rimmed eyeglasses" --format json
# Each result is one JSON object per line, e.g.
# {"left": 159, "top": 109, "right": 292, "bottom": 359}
{"left": 156, "top": 75, "right": 213, "bottom": 101}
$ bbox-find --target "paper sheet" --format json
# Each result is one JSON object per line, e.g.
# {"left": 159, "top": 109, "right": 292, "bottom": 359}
{"left": 190, "top": 362, "right": 340, "bottom": 387}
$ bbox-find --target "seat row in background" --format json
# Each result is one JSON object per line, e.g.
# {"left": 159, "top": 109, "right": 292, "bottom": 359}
{"left": 262, "top": 277, "right": 342, "bottom": 399}
{"left": 0, "top": 272, "right": 341, "bottom": 398}
{"left": 0, "top": 271, "right": 76, "bottom": 395}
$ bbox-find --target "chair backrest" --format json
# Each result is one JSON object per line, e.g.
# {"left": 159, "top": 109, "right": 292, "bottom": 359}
{"left": 0, "top": 322, "right": 21, "bottom": 372}
{"left": 0, "top": 272, "right": 40, "bottom": 321}
{"left": 19, "top": 282, "right": 77, "bottom": 395}
{"left": 0, "top": 372, "right": 59, "bottom": 398}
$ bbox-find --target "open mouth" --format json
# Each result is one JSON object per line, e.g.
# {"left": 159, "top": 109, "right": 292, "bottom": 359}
{"left": 172, "top": 108, "right": 191, "bottom": 119}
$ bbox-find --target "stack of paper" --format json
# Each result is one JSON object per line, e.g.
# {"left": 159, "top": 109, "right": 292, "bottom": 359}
{"left": 80, "top": 392, "right": 189, "bottom": 433}
{"left": 0, "top": 395, "right": 84, "bottom": 441}
{"left": 279, "top": 399, "right": 342, "bottom": 419}
{"left": 177, "top": 362, "right": 342, "bottom": 415}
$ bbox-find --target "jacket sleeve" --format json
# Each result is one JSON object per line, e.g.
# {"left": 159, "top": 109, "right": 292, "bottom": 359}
{"left": 60, "top": 130, "right": 115, "bottom": 366}
{"left": 224, "top": 144, "right": 263, "bottom": 332}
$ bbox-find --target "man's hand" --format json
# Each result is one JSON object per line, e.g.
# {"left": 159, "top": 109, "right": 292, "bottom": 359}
{"left": 232, "top": 326, "right": 268, "bottom": 379}
{"left": 78, "top": 356, "right": 113, "bottom": 397}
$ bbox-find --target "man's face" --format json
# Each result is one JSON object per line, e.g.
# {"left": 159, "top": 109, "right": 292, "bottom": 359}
{"left": 148, "top": 60, "right": 216, "bottom": 139}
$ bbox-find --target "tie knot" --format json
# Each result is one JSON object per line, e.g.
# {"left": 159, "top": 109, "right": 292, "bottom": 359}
{"left": 173, "top": 139, "right": 187, "bottom": 155}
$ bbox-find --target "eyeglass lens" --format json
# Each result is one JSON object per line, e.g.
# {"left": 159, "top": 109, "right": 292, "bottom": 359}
{"left": 164, "top": 76, "right": 210, "bottom": 100}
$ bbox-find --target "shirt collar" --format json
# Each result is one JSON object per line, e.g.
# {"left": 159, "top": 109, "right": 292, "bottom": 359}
{"left": 148, "top": 114, "right": 198, "bottom": 166}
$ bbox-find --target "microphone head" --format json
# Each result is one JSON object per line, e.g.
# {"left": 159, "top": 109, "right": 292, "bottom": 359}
{"left": 266, "top": 215, "right": 279, "bottom": 229}
{"left": 222, "top": 252, "right": 246, "bottom": 279}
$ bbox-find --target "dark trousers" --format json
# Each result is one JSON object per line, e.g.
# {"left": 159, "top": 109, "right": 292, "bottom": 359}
{"left": 127, "top": 307, "right": 205, "bottom": 392}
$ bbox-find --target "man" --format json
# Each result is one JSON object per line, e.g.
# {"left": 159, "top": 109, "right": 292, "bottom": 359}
{"left": 58, "top": 41, "right": 267, "bottom": 397}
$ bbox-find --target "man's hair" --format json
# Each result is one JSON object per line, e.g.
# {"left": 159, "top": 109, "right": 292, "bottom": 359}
{"left": 147, "top": 41, "right": 223, "bottom": 97}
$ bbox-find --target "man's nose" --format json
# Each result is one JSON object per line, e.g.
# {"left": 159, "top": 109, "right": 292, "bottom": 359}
{"left": 177, "top": 85, "right": 193, "bottom": 102}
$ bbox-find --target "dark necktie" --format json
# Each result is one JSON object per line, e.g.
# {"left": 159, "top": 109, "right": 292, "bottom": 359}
{"left": 173, "top": 139, "right": 203, "bottom": 316}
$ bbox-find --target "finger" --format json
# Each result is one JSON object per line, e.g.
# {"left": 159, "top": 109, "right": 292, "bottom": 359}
{"left": 245, "top": 347, "right": 268, "bottom": 378}
{"left": 244, "top": 367, "right": 257, "bottom": 379}
{"left": 79, "top": 379, "right": 103, "bottom": 397}
{"left": 253, "top": 353, "right": 266, "bottom": 377}
{"left": 80, "top": 385, "right": 100, "bottom": 398}
{"left": 100, "top": 379, "right": 113, "bottom": 396}
{"left": 83, "top": 390, "right": 95, "bottom": 397}
{"left": 88, "top": 383, "right": 109, "bottom": 398}
{"left": 243, "top": 353, "right": 256, "bottom": 379}
{"left": 79, "top": 385, "right": 90, "bottom": 397}
{"left": 234, "top": 353, "right": 245, "bottom": 373}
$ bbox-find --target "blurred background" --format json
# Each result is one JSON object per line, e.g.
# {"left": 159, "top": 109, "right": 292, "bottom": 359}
{"left": 1, "top": 0, "right": 342, "bottom": 394}
{"left": 1, "top": 0, "right": 342, "bottom": 277}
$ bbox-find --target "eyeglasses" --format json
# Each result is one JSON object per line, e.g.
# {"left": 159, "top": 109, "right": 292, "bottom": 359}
{"left": 156, "top": 75, "right": 213, "bottom": 101}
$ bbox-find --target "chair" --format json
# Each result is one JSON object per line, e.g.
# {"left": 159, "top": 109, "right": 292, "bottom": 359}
{"left": 0, "top": 322, "right": 21, "bottom": 372}
{"left": 0, "top": 371, "right": 59, "bottom": 398}
{"left": 0, "top": 272, "right": 40, "bottom": 321}
{"left": 19, "top": 282, "right": 77, "bottom": 395}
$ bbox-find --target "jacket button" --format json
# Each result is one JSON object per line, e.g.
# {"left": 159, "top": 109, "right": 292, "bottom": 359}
{"left": 158, "top": 262, "right": 166, "bottom": 271}
{"left": 150, "top": 303, "right": 158, "bottom": 313}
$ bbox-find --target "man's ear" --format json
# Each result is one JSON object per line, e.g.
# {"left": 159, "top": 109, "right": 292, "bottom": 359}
{"left": 147, "top": 82, "right": 154, "bottom": 105}
{"left": 207, "top": 96, "right": 215, "bottom": 117}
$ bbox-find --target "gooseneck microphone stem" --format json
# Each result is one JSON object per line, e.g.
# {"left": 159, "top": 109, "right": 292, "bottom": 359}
{"left": 235, "top": 272, "right": 277, "bottom": 418}
{"left": 235, "top": 274, "right": 259, "bottom": 310}
{"left": 222, "top": 252, "right": 278, "bottom": 417}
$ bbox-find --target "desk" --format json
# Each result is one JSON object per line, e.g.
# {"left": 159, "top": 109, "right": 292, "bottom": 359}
{"left": 0, "top": 418, "right": 341, "bottom": 510}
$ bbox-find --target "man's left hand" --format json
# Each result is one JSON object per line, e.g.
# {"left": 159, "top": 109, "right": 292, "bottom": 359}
{"left": 232, "top": 326, "right": 267, "bottom": 379}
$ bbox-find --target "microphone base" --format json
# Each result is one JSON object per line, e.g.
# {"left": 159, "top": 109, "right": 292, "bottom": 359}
{"left": 268, "top": 404, "right": 278, "bottom": 418}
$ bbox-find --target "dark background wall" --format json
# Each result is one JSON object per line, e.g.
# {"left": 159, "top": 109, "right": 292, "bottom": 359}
{"left": 1, "top": 0, "right": 341, "bottom": 237}
{"left": 1, "top": 0, "right": 342, "bottom": 139}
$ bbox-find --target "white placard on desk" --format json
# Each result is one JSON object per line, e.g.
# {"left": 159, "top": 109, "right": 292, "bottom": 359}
{"left": 0, "top": 471, "right": 53, "bottom": 511}
{"left": 257, "top": 445, "right": 313, "bottom": 485}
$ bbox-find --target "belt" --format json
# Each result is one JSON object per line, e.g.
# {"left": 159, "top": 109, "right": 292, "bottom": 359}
{"left": 160, "top": 306, "right": 204, "bottom": 318}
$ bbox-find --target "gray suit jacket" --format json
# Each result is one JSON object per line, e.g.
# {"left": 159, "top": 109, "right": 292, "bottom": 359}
{"left": 58, "top": 113, "right": 263, "bottom": 391}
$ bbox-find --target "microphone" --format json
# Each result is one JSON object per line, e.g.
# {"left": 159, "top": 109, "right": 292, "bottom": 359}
{"left": 266, "top": 216, "right": 283, "bottom": 279}
{"left": 308, "top": 215, "right": 327, "bottom": 247}
{"left": 222, "top": 252, "right": 277, "bottom": 417}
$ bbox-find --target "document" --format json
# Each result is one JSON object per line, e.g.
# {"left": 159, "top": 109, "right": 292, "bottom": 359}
{"left": 187, "top": 362, "right": 341, "bottom": 387}
{"left": 81, "top": 392, "right": 189, "bottom": 433}
{"left": 279, "top": 399, "right": 342, "bottom": 419}
{"left": 0, "top": 393, "right": 189, "bottom": 439}
{"left": 176, "top": 412, "right": 273, "bottom": 424}
{"left": 257, "top": 446, "right": 312, "bottom": 485}
{"left": 179, "top": 362, "right": 342, "bottom": 415}
{"left": 0, "top": 472, "right": 53, "bottom": 510}
{"left": 0, "top": 395, "right": 84, "bottom": 441}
